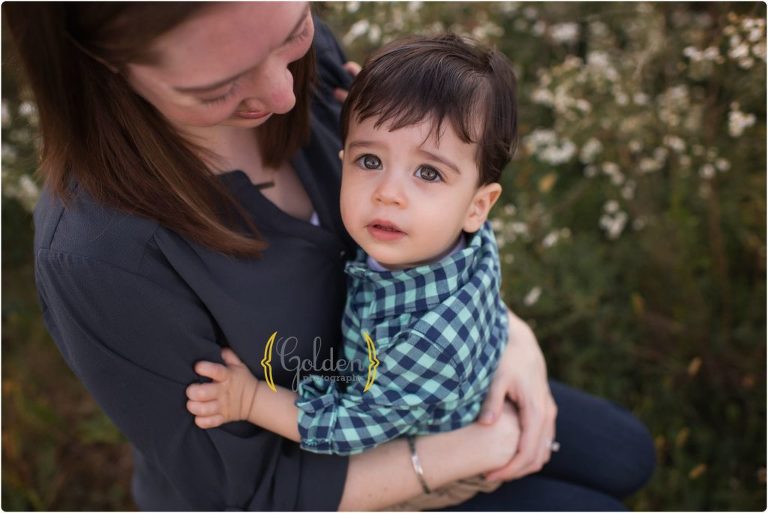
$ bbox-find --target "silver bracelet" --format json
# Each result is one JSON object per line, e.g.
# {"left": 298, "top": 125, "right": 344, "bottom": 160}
{"left": 407, "top": 436, "right": 432, "bottom": 494}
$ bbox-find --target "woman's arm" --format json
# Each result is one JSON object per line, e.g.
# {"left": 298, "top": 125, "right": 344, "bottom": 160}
{"left": 339, "top": 400, "right": 520, "bottom": 510}
{"left": 477, "top": 306, "right": 559, "bottom": 481}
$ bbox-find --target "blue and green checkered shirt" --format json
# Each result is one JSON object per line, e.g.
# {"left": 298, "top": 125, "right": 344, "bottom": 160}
{"left": 295, "top": 221, "right": 508, "bottom": 455}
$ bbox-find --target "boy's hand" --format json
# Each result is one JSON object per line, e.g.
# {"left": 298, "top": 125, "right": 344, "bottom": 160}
{"left": 186, "top": 348, "right": 260, "bottom": 429}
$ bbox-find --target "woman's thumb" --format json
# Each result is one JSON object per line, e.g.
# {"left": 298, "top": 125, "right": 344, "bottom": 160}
{"left": 479, "top": 381, "right": 506, "bottom": 424}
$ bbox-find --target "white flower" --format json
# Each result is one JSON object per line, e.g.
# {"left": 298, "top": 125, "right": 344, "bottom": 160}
{"left": 503, "top": 204, "right": 517, "bottom": 216}
{"left": 540, "top": 140, "right": 576, "bottom": 165}
{"left": 589, "top": 21, "right": 609, "bottom": 37}
{"left": 633, "top": 92, "right": 650, "bottom": 105}
{"left": 621, "top": 180, "right": 636, "bottom": 200}
{"left": 728, "top": 108, "right": 756, "bottom": 137}
{"left": 579, "top": 138, "right": 603, "bottom": 164}
{"left": 550, "top": 23, "right": 579, "bottom": 44}
{"left": 491, "top": 217, "right": 504, "bottom": 232}
{"left": 368, "top": 24, "right": 382, "bottom": 44}
{"left": 343, "top": 20, "right": 370, "bottom": 45}
{"left": 510, "top": 222, "right": 529, "bottom": 236}
{"left": 523, "top": 6, "right": 538, "bottom": 19}
{"left": 533, "top": 21, "right": 547, "bottom": 36}
{"left": 639, "top": 158, "right": 662, "bottom": 173}
{"left": 584, "top": 165, "right": 598, "bottom": 178}
{"left": 531, "top": 87, "right": 554, "bottom": 106}
{"left": 542, "top": 230, "right": 559, "bottom": 248}
{"left": 699, "top": 163, "right": 716, "bottom": 179}
{"left": 604, "top": 200, "right": 620, "bottom": 214}
{"left": 663, "top": 135, "right": 687, "bottom": 153}
{"left": 523, "top": 286, "right": 542, "bottom": 306}
{"left": 629, "top": 140, "right": 643, "bottom": 153}
{"left": 503, "top": 254, "right": 515, "bottom": 265}
{"left": 345, "top": 1, "right": 360, "bottom": 13}
{"left": 600, "top": 211, "right": 628, "bottom": 240}
{"left": 715, "top": 158, "right": 731, "bottom": 172}
{"left": 602, "top": 162, "right": 620, "bottom": 175}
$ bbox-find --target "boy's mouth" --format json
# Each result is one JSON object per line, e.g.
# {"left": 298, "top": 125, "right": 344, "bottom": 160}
{"left": 367, "top": 219, "right": 406, "bottom": 241}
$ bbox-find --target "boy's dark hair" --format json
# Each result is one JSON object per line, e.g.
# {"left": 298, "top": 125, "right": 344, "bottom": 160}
{"left": 340, "top": 33, "right": 518, "bottom": 185}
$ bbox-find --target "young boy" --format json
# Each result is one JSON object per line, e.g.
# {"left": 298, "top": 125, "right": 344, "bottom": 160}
{"left": 186, "top": 33, "right": 519, "bottom": 510}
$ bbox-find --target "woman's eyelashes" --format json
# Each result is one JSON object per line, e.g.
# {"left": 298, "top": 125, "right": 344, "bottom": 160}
{"left": 200, "top": 80, "right": 240, "bottom": 106}
{"left": 354, "top": 154, "right": 445, "bottom": 182}
{"left": 199, "top": 23, "right": 310, "bottom": 107}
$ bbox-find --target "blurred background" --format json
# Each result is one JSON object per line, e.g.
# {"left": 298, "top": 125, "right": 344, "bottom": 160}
{"left": 2, "top": 2, "right": 765, "bottom": 510}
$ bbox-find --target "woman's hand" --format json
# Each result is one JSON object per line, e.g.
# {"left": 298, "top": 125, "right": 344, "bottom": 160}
{"left": 333, "top": 61, "right": 362, "bottom": 102}
{"left": 186, "top": 348, "right": 260, "bottom": 429}
{"left": 478, "top": 308, "right": 558, "bottom": 482}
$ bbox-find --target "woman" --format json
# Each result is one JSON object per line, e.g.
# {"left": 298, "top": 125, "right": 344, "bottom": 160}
{"left": 6, "top": 3, "right": 655, "bottom": 510}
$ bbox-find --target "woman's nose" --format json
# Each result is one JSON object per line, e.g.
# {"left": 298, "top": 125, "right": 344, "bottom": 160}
{"left": 239, "top": 60, "right": 296, "bottom": 114}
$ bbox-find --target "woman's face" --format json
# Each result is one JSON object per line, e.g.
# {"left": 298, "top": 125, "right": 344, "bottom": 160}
{"left": 124, "top": 2, "right": 313, "bottom": 131}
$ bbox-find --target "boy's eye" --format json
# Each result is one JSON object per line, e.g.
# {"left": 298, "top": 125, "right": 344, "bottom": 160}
{"left": 416, "top": 165, "right": 443, "bottom": 182}
{"left": 356, "top": 154, "right": 382, "bottom": 170}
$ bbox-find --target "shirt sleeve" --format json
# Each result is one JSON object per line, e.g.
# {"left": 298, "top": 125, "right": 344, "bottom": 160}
{"left": 34, "top": 248, "right": 348, "bottom": 511}
{"left": 295, "top": 331, "right": 464, "bottom": 455}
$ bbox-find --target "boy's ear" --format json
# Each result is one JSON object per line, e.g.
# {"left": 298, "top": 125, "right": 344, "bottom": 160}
{"left": 338, "top": 149, "right": 345, "bottom": 161}
{"left": 463, "top": 183, "right": 502, "bottom": 233}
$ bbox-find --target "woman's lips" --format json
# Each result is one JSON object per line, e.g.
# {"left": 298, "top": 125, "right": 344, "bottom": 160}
{"left": 235, "top": 110, "right": 271, "bottom": 120}
{"left": 367, "top": 220, "right": 406, "bottom": 241}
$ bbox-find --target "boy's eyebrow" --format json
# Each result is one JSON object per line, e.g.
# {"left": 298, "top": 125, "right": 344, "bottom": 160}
{"left": 418, "top": 149, "right": 462, "bottom": 175}
{"left": 172, "top": 4, "right": 310, "bottom": 94}
{"left": 346, "top": 140, "right": 384, "bottom": 152}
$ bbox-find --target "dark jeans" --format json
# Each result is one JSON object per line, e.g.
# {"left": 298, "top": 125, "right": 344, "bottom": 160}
{"left": 437, "top": 379, "right": 656, "bottom": 511}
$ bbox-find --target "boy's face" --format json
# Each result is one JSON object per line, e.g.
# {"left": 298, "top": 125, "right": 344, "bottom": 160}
{"left": 340, "top": 116, "right": 501, "bottom": 270}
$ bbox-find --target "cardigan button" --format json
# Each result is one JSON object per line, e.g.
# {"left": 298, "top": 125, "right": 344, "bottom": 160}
{"left": 339, "top": 250, "right": 347, "bottom": 258}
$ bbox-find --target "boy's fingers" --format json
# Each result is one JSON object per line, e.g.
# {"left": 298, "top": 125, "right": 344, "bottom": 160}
{"left": 343, "top": 61, "right": 362, "bottom": 76}
{"left": 187, "top": 399, "right": 222, "bottom": 417}
{"left": 195, "top": 361, "right": 228, "bottom": 381}
{"left": 194, "top": 415, "right": 225, "bottom": 430}
{"left": 186, "top": 383, "right": 220, "bottom": 401}
{"left": 221, "top": 347, "right": 244, "bottom": 366}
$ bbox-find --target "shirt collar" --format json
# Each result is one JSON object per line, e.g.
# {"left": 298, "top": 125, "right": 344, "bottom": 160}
{"left": 345, "top": 222, "right": 497, "bottom": 320}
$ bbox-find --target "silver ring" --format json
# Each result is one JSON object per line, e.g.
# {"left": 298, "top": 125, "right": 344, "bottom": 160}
{"left": 549, "top": 440, "right": 560, "bottom": 452}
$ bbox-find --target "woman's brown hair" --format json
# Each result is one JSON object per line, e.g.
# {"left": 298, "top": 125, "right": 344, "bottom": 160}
{"left": 4, "top": 2, "right": 316, "bottom": 257}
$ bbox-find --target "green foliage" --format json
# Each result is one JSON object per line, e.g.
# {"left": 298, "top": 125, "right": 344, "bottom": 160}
{"left": 3, "top": 2, "right": 765, "bottom": 510}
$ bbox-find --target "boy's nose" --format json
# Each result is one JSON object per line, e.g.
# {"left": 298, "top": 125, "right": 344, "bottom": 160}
{"left": 373, "top": 176, "right": 406, "bottom": 207}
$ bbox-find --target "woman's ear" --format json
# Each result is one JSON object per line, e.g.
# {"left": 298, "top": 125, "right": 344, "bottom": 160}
{"left": 463, "top": 182, "right": 502, "bottom": 233}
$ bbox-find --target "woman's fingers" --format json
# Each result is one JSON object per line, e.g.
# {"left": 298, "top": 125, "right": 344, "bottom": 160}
{"left": 484, "top": 393, "right": 556, "bottom": 481}
{"left": 194, "top": 360, "right": 229, "bottom": 381}
{"left": 478, "top": 375, "right": 507, "bottom": 424}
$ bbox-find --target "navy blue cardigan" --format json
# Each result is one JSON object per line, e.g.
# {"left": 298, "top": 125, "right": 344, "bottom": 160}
{"left": 33, "top": 20, "right": 356, "bottom": 511}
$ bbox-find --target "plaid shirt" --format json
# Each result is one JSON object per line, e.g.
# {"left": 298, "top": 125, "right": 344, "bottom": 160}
{"left": 295, "top": 221, "right": 508, "bottom": 455}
